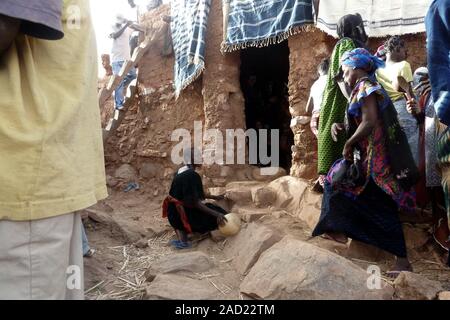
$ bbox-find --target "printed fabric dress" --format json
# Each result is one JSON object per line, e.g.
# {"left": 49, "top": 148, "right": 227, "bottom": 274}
{"left": 313, "top": 78, "right": 416, "bottom": 257}
{"left": 318, "top": 38, "right": 356, "bottom": 175}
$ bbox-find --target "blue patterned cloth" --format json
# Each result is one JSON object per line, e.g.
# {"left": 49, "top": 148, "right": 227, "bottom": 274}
{"left": 341, "top": 48, "right": 385, "bottom": 77}
{"left": 221, "top": 0, "right": 314, "bottom": 52}
{"left": 171, "top": 0, "right": 211, "bottom": 98}
{"left": 426, "top": 0, "right": 450, "bottom": 126}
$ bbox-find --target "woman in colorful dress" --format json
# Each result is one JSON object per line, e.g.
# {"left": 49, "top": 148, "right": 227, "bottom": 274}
{"left": 313, "top": 49, "right": 419, "bottom": 276}
{"left": 316, "top": 14, "right": 368, "bottom": 191}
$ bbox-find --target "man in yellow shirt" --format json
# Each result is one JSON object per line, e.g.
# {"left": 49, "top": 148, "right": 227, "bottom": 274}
{"left": 376, "top": 36, "right": 420, "bottom": 165}
{"left": 0, "top": 0, "right": 107, "bottom": 299}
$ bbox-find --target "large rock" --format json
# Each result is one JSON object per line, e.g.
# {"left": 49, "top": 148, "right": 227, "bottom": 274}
{"left": 252, "top": 167, "right": 287, "bottom": 182}
{"left": 145, "top": 274, "right": 218, "bottom": 300}
{"left": 224, "top": 223, "right": 282, "bottom": 275}
{"left": 225, "top": 181, "right": 262, "bottom": 205}
{"left": 87, "top": 209, "right": 149, "bottom": 243}
{"left": 235, "top": 206, "right": 270, "bottom": 223}
{"left": 240, "top": 237, "right": 394, "bottom": 300}
{"left": 268, "top": 176, "right": 308, "bottom": 211}
{"left": 402, "top": 224, "right": 429, "bottom": 250}
{"left": 346, "top": 240, "right": 394, "bottom": 263}
{"left": 144, "top": 251, "right": 214, "bottom": 282}
{"left": 438, "top": 291, "right": 450, "bottom": 300}
{"left": 251, "top": 186, "right": 276, "bottom": 208}
{"left": 393, "top": 271, "right": 443, "bottom": 300}
{"left": 139, "top": 162, "right": 163, "bottom": 179}
{"left": 296, "top": 188, "right": 322, "bottom": 230}
{"left": 114, "top": 164, "right": 138, "bottom": 182}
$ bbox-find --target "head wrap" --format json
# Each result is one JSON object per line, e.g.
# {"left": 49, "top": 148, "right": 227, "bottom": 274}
{"left": 337, "top": 14, "right": 368, "bottom": 46}
{"left": 341, "top": 48, "right": 385, "bottom": 75}
{"left": 375, "top": 45, "right": 387, "bottom": 60}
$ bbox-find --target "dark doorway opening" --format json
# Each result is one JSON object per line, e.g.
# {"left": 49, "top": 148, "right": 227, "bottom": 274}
{"left": 240, "top": 41, "right": 293, "bottom": 172}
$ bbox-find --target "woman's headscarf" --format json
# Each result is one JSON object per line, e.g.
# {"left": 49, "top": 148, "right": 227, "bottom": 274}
{"left": 341, "top": 48, "right": 385, "bottom": 76}
{"left": 375, "top": 45, "right": 387, "bottom": 61}
{"left": 337, "top": 13, "right": 368, "bottom": 47}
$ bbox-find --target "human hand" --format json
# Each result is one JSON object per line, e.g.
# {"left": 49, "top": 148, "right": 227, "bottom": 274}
{"left": 406, "top": 98, "right": 419, "bottom": 115}
{"left": 342, "top": 141, "right": 353, "bottom": 161}
{"left": 310, "top": 113, "right": 319, "bottom": 137}
{"left": 331, "top": 123, "right": 345, "bottom": 142}
{"left": 217, "top": 215, "right": 228, "bottom": 227}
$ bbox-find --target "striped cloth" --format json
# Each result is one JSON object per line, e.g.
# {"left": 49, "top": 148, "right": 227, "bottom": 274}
{"left": 316, "top": 0, "right": 432, "bottom": 38}
{"left": 171, "top": 0, "right": 211, "bottom": 98}
{"left": 221, "top": 0, "right": 314, "bottom": 52}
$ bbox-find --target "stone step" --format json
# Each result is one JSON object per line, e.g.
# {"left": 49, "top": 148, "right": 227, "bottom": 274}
{"left": 234, "top": 206, "right": 272, "bottom": 223}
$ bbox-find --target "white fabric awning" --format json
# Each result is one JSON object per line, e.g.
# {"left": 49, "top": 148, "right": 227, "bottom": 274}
{"left": 316, "top": 0, "right": 432, "bottom": 38}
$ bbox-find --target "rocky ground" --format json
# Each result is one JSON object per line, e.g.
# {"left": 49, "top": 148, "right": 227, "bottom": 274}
{"left": 82, "top": 171, "right": 450, "bottom": 300}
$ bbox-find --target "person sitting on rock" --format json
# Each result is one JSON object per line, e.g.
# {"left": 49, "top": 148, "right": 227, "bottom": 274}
{"left": 312, "top": 48, "right": 419, "bottom": 278}
{"left": 162, "top": 148, "right": 228, "bottom": 249}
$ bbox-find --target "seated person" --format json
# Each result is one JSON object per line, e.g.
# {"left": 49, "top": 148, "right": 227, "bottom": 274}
{"left": 162, "top": 148, "right": 227, "bottom": 249}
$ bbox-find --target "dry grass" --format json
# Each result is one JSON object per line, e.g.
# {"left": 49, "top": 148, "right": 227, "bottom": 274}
{"left": 85, "top": 231, "right": 175, "bottom": 300}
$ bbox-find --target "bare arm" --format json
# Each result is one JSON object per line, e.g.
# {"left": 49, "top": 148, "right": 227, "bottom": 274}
{"left": 0, "top": 14, "right": 21, "bottom": 55}
{"left": 394, "top": 76, "right": 414, "bottom": 100}
{"left": 193, "top": 200, "right": 227, "bottom": 226}
{"left": 129, "top": 23, "right": 145, "bottom": 33}
{"left": 110, "top": 22, "right": 131, "bottom": 40}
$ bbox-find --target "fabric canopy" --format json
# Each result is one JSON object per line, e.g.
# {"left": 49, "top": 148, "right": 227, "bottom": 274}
{"left": 316, "top": 0, "right": 432, "bottom": 38}
{"left": 221, "top": 0, "right": 314, "bottom": 53}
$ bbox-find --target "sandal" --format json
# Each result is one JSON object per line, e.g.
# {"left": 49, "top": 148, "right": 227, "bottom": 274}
{"left": 169, "top": 239, "right": 192, "bottom": 249}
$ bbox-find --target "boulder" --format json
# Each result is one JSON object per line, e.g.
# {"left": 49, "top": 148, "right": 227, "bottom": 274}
{"left": 235, "top": 206, "right": 270, "bottom": 223}
{"left": 438, "top": 291, "right": 450, "bottom": 300}
{"left": 296, "top": 188, "right": 322, "bottom": 230}
{"left": 346, "top": 240, "right": 394, "bottom": 263}
{"left": 144, "top": 251, "right": 214, "bottom": 282}
{"left": 139, "top": 162, "right": 163, "bottom": 179}
{"left": 252, "top": 167, "right": 287, "bottom": 182}
{"left": 220, "top": 165, "right": 235, "bottom": 178}
{"left": 240, "top": 237, "right": 394, "bottom": 300}
{"left": 268, "top": 176, "right": 308, "bottom": 210}
{"left": 87, "top": 209, "right": 149, "bottom": 244}
{"left": 402, "top": 224, "right": 429, "bottom": 250}
{"left": 251, "top": 186, "right": 276, "bottom": 208}
{"left": 106, "top": 175, "right": 119, "bottom": 188}
{"left": 393, "top": 271, "right": 443, "bottom": 300}
{"left": 225, "top": 182, "right": 262, "bottom": 205}
{"left": 145, "top": 274, "right": 218, "bottom": 300}
{"left": 223, "top": 223, "right": 282, "bottom": 275}
{"left": 114, "top": 164, "right": 138, "bottom": 182}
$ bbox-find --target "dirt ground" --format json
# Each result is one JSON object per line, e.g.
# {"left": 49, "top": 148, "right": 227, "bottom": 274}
{"left": 82, "top": 181, "right": 450, "bottom": 300}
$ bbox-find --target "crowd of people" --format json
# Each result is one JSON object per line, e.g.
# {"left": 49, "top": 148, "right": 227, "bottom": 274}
{"left": 0, "top": 0, "right": 449, "bottom": 300}
{"left": 308, "top": 2, "right": 450, "bottom": 274}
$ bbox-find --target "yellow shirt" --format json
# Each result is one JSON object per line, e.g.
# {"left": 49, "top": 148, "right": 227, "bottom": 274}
{"left": 0, "top": 0, "right": 107, "bottom": 221}
{"left": 376, "top": 60, "right": 414, "bottom": 102}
